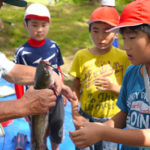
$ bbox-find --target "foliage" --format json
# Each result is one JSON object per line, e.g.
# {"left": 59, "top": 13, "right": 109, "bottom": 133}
{"left": 0, "top": 2, "right": 99, "bottom": 60}
{"left": 0, "top": 0, "right": 133, "bottom": 60}
{"left": 116, "top": 0, "right": 134, "bottom": 14}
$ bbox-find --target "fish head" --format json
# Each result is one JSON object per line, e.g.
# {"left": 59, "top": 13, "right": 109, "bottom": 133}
{"left": 34, "top": 60, "right": 54, "bottom": 89}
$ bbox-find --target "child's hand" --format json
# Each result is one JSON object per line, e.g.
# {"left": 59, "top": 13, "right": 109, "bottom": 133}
{"left": 73, "top": 114, "right": 88, "bottom": 130}
{"left": 95, "top": 77, "right": 121, "bottom": 94}
{"left": 69, "top": 120, "right": 104, "bottom": 148}
{"left": 95, "top": 77, "right": 113, "bottom": 91}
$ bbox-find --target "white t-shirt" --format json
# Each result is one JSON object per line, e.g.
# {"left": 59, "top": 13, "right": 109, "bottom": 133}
{"left": 0, "top": 52, "right": 15, "bottom": 78}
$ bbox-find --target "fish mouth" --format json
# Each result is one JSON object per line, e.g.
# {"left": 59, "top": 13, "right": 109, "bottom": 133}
{"left": 41, "top": 60, "right": 50, "bottom": 65}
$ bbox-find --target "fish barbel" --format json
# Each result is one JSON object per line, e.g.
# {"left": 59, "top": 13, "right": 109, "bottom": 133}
{"left": 31, "top": 60, "right": 54, "bottom": 150}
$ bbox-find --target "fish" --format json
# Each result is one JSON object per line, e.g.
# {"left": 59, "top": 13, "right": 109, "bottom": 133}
{"left": 31, "top": 60, "right": 55, "bottom": 150}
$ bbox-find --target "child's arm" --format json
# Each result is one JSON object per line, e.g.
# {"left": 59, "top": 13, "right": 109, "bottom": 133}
{"left": 71, "top": 78, "right": 88, "bottom": 129}
{"left": 69, "top": 111, "right": 150, "bottom": 148}
{"left": 95, "top": 77, "right": 120, "bottom": 94}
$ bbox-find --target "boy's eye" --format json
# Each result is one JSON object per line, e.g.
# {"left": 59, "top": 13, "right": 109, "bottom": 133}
{"left": 32, "top": 24, "right": 37, "bottom": 27}
{"left": 104, "top": 30, "right": 110, "bottom": 34}
{"left": 42, "top": 24, "right": 46, "bottom": 27}
{"left": 129, "top": 36, "right": 136, "bottom": 39}
{"left": 92, "top": 30, "right": 98, "bottom": 33}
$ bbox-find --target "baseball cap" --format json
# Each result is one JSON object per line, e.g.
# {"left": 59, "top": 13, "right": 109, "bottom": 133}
{"left": 3, "top": 0, "right": 27, "bottom": 7}
{"left": 24, "top": 3, "right": 51, "bottom": 22}
{"left": 101, "top": 0, "right": 115, "bottom": 7}
{"left": 87, "top": 7, "right": 119, "bottom": 27}
{"left": 109, "top": 0, "right": 150, "bottom": 32}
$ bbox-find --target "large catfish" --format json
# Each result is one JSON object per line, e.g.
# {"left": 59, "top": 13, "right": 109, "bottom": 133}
{"left": 31, "top": 60, "right": 55, "bottom": 150}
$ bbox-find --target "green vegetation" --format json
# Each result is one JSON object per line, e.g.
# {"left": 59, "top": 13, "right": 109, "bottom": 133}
{"left": 0, "top": 2, "right": 99, "bottom": 60}
{"left": 0, "top": 0, "right": 131, "bottom": 60}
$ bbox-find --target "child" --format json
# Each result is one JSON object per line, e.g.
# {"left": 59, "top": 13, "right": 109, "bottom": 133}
{"left": 14, "top": 3, "right": 64, "bottom": 150}
{"left": 69, "top": 0, "right": 150, "bottom": 149}
{"left": 101, "top": 0, "right": 119, "bottom": 48}
{"left": 69, "top": 6, "right": 131, "bottom": 150}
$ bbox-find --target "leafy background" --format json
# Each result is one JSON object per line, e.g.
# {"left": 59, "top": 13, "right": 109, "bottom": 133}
{"left": 0, "top": 0, "right": 132, "bottom": 84}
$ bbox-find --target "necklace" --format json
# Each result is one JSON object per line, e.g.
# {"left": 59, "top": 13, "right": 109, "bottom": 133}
{"left": 143, "top": 65, "right": 150, "bottom": 103}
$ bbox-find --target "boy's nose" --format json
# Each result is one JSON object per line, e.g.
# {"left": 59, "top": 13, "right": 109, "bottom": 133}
{"left": 123, "top": 41, "right": 131, "bottom": 52}
{"left": 98, "top": 33, "right": 105, "bottom": 41}
{"left": 37, "top": 26, "right": 43, "bottom": 32}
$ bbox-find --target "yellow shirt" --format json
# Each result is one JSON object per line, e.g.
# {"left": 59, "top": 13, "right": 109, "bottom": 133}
{"left": 70, "top": 47, "right": 131, "bottom": 118}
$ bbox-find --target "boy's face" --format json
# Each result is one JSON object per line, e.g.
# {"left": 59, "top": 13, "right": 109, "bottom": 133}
{"left": 26, "top": 19, "right": 50, "bottom": 41}
{"left": 122, "top": 28, "right": 150, "bottom": 65}
{"left": 90, "top": 22, "right": 115, "bottom": 50}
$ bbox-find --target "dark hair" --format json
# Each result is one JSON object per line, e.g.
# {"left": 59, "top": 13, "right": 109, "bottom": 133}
{"left": 89, "top": 24, "right": 92, "bottom": 32}
{"left": 89, "top": 23, "right": 103, "bottom": 32}
{"left": 89, "top": 21, "right": 114, "bottom": 32}
{"left": 120, "top": 24, "right": 150, "bottom": 38}
{"left": 25, "top": 19, "right": 30, "bottom": 26}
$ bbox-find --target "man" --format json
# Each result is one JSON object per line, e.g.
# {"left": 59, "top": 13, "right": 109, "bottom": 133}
{"left": 0, "top": 0, "right": 76, "bottom": 122}
{"left": 0, "top": 49, "right": 75, "bottom": 123}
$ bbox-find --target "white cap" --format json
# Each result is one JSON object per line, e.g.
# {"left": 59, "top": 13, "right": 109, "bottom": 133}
{"left": 24, "top": 3, "right": 51, "bottom": 22}
{"left": 101, "top": 0, "right": 115, "bottom": 7}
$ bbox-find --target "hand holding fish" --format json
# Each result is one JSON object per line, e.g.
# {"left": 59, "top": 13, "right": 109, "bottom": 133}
{"left": 61, "top": 84, "right": 77, "bottom": 102}
{"left": 52, "top": 69, "right": 76, "bottom": 102}
{"left": 21, "top": 87, "right": 57, "bottom": 115}
{"left": 30, "top": 60, "right": 76, "bottom": 150}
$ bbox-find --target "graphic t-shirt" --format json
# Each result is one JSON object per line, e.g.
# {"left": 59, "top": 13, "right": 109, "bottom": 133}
{"left": 117, "top": 65, "right": 150, "bottom": 150}
{"left": 0, "top": 52, "right": 15, "bottom": 78}
{"left": 14, "top": 38, "right": 64, "bottom": 101}
{"left": 70, "top": 47, "right": 131, "bottom": 118}
{"left": 14, "top": 38, "right": 64, "bottom": 74}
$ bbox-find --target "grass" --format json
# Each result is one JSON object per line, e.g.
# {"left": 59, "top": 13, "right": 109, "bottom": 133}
{"left": 0, "top": 1, "right": 126, "bottom": 59}
{"left": 0, "top": 2, "right": 99, "bottom": 60}
{"left": 0, "top": 1, "right": 127, "bottom": 85}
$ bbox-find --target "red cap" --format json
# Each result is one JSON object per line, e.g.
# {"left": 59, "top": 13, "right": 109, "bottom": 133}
{"left": 87, "top": 7, "right": 119, "bottom": 27}
{"left": 109, "top": 0, "right": 150, "bottom": 32}
{"left": 24, "top": 3, "right": 50, "bottom": 22}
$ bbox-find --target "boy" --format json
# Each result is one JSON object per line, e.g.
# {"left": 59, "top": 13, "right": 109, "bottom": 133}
{"left": 101, "top": 0, "right": 119, "bottom": 48}
{"left": 69, "top": 0, "right": 150, "bottom": 149}
{"left": 69, "top": 6, "right": 130, "bottom": 150}
{"left": 14, "top": 3, "right": 64, "bottom": 150}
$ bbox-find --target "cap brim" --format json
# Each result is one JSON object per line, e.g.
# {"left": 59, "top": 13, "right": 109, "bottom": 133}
{"left": 107, "top": 23, "right": 143, "bottom": 33}
{"left": 3, "top": 0, "right": 27, "bottom": 7}
{"left": 87, "top": 20, "right": 116, "bottom": 27}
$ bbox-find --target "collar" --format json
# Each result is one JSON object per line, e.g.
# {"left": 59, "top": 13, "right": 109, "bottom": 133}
{"left": 28, "top": 38, "right": 45, "bottom": 47}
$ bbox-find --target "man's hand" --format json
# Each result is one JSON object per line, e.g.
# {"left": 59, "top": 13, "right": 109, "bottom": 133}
{"left": 61, "top": 84, "right": 77, "bottom": 102}
{"left": 53, "top": 71, "right": 76, "bottom": 102}
{"left": 21, "top": 87, "right": 57, "bottom": 115}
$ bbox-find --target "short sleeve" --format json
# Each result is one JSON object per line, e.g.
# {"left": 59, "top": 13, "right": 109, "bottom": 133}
{"left": 0, "top": 52, "right": 15, "bottom": 77}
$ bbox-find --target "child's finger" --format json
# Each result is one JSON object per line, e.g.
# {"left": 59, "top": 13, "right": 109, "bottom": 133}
{"left": 69, "top": 130, "right": 81, "bottom": 138}
{"left": 96, "top": 86, "right": 107, "bottom": 91}
{"left": 73, "top": 120, "right": 84, "bottom": 128}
